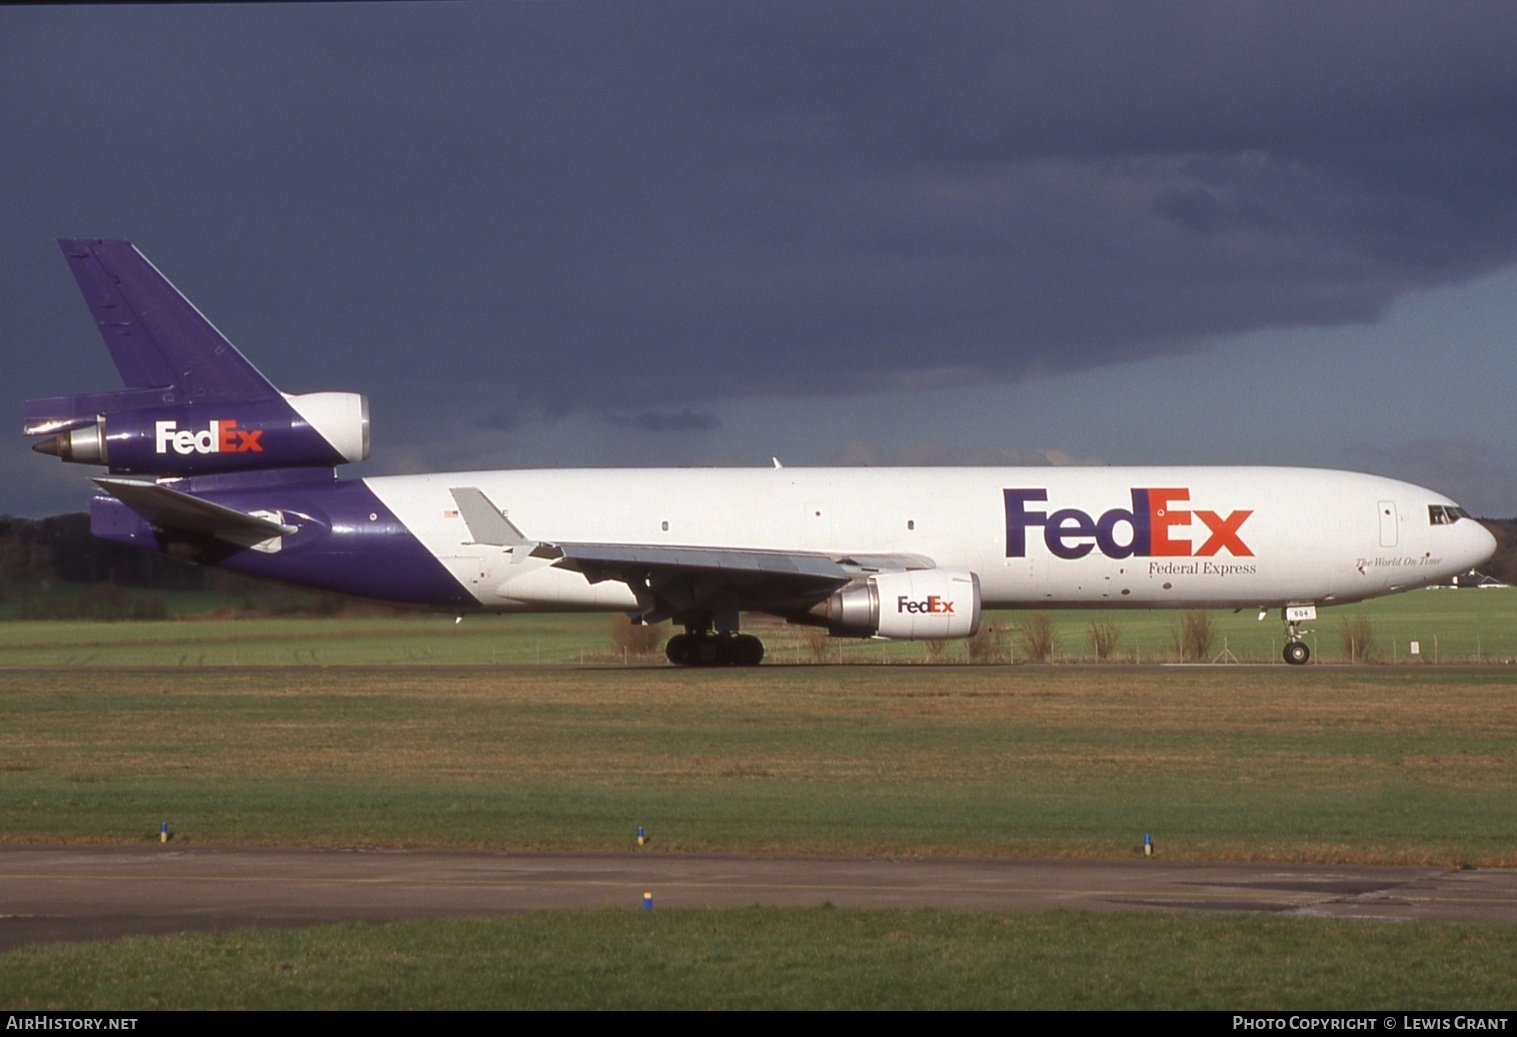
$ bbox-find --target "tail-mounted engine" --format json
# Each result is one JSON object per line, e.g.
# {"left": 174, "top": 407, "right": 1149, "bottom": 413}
{"left": 806, "top": 569, "right": 982, "bottom": 639}
{"left": 27, "top": 239, "right": 372, "bottom": 477}
{"left": 26, "top": 390, "right": 369, "bottom": 475}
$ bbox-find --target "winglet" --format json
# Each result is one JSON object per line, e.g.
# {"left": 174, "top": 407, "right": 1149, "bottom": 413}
{"left": 450, "top": 488, "right": 535, "bottom": 562}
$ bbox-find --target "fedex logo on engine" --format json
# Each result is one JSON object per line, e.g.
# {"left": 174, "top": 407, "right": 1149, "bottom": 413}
{"left": 154, "top": 420, "right": 264, "bottom": 455}
{"left": 1004, "top": 487, "right": 1253, "bottom": 560}
{"left": 898, "top": 595, "right": 955, "bottom": 615}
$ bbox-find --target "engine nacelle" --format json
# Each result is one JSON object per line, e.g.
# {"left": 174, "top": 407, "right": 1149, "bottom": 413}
{"left": 808, "top": 569, "right": 981, "bottom": 639}
{"left": 26, "top": 391, "right": 369, "bottom": 475}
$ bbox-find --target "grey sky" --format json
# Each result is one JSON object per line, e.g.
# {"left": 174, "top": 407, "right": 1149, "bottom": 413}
{"left": 6, "top": 2, "right": 1517, "bottom": 517}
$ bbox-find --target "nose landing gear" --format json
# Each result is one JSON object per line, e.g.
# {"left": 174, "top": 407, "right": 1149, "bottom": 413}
{"left": 1280, "top": 604, "right": 1317, "bottom": 665}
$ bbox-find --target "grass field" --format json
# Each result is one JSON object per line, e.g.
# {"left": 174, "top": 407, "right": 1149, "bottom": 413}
{"left": 3, "top": 664, "right": 1514, "bottom": 863}
{"left": 6, "top": 910, "right": 1517, "bottom": 1010}
{"left": 2, "top": 585, "right": 1516, "bottom": 666}
{"left": 4, "top": 607, "right": 1516, "bottom": 1008}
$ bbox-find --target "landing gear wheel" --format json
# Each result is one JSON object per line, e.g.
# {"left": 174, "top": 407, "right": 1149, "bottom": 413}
{"left": 730, "top": 634, "right": 765, "bottom": 667}
{"left": 665, "top": 633, "right": 693, "bottom": 666}
{"left": 691, "top": 634, "right": 729, "bottom": 666}
{"left": 1283, "top": 641, "right": 1310, "bottom": 666}
{"left": 667, "top": 631, "right": 765, "bottom": 666}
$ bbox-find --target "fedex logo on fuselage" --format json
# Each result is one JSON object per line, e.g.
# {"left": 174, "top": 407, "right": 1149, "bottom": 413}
{"left": 154, "top": 419, "right": 263, "bottom": 455}
{"left": 1004, "top": 487, "right": 1253, "bottom": 560}
{"left": 898, "top": 595, "right": 954, "bottom": 614}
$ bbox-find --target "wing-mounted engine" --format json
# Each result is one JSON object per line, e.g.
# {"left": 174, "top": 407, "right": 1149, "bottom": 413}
{"left": 806, "top": 569, "right": 982, "bottom": 639}
{"left": 24, "top": 239, "right": 369, "bottom": 476}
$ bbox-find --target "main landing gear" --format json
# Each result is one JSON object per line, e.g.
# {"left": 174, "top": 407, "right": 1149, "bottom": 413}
{"left": 665, "top": 631, "right": 765, "bottom": 667}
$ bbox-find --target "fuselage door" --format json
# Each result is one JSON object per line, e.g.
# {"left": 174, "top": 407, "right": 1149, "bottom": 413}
{"left": 1378, "top": 500, "right": 1399, "bottom": 548}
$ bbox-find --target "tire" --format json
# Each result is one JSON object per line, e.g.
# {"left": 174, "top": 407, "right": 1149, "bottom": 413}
{"left": 692, "top": 635, "right": 727, "bottom": 666}
{"left": 731, "top": 634, "right": 765, "bottom": 666}
{"left": 665, "top": 633, "right": 693, "bottom": 666}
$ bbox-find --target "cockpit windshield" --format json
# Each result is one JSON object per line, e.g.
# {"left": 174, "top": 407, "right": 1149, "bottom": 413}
{"left": 1428, "top": 504, "right": 1472, "bottom": 525}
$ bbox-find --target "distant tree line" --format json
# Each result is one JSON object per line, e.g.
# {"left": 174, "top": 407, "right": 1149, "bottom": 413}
{"left": 1476, "top": 519, "right": 1517, "bottom": 585}
{"left": 0, "top": 513, "right": 213, "bottom": 591}
{"left": 0, "top": 513, "right": 382, "bottom": 619}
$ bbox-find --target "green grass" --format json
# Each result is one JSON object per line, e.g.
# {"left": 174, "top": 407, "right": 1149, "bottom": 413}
{"left": 5, "top": 612, "right": 1517, "bottom": 1010}
{"left": 3, "top": 666, "right": 1514, "bottom": 863}
{"left": 1035, "top": 588, "right": 1517, "bottom": 665}
{"left": 5, "top": 909, "right": 1516, "bottom": 1009}
{"left": 0, "top": 614, "right": 604, "bottom": 667}
{"left": 2, "top": 587, "right": 1515, "bottom": 666}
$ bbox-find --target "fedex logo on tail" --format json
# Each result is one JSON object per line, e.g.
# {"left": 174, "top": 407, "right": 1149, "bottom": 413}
{"left": 1004, "top": 488, "right": 1253, "bottom": 560}
{"left": 154, "top": 419, "right": 264, "bottom": 456}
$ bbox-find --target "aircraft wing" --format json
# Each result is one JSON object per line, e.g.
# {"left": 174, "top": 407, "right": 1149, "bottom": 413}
{"left": 545, "top": 543, "right": 941, "bottom": 625}
{"left": 535, "top": 542, "right": 933, "bottom": 581}
{"left": 92, "top": 476, "right": 296, "bottom": 540}
{"left": 535, "top": 542, "right": 850, "bottom": 581}
{"left": 449, "top": 487, "right": 934, "bottom": 624}
{"left": 531, "top": 541, "right": 861, "bottom": 624}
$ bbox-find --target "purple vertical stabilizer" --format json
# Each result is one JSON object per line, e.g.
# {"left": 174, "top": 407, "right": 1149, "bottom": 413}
{"left": 28, "top": 240, "right": 369, "bottom": 475}
{"left": 56, "top": 239, "right": 278, "bottom": 401}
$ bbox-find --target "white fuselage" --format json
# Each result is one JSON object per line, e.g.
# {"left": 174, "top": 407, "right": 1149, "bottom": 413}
{"left": 363, "top": 465, "right": 1496, "bottom": 614}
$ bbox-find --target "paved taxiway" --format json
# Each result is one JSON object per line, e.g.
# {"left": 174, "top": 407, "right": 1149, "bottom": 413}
{"left": 4, "top": 846, "right": 1517, "bottom": 951}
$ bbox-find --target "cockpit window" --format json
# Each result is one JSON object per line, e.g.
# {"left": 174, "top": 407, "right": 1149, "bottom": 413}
{"left": 1428, "top": 505, "right": 1472, "bottom": 525}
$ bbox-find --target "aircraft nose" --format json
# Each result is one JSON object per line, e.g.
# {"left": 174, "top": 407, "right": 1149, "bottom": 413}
{"left": 1467, "top": 520, "right": 1499, "bottom": 571}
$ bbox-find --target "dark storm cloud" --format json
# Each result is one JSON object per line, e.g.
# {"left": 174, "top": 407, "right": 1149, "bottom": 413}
{"left": 606, "top": 410, "right": 724, "bottom": 434}
{"left": 837, "top": 440, "right": 1104, "bottom": 468}
{"left": 5, "top": 3, "right": 1517, "bottom": 512}
{"left": 1341, "top": 437, "right": 1517, "bottom": 519}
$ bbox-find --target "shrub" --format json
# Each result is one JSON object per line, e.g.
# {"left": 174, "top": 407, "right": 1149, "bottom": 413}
{"left": 1017, "top": 613, "right": 1058, "bottom": 663}
{"left": 1087, "top": 619, "right": 1123, "bottom": 661}
{"left": 1171, "top": 610, "right": 1214, "bottom": 662}
{"left": 802, "top": 625, "right": 832, "bottom": 663}
{"left": 965, "top": 624, "right": 1008, "bottom": 663}
{"left": 609, "top": 615, "right": 664, "bottom": 656}
{"left": 1339, "top": 614, "right": 1376, "bottom": 663}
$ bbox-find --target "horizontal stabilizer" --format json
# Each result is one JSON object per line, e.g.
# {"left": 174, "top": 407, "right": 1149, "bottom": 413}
{"left": 92, "top": 476, "right": 296, "bottom": 539}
